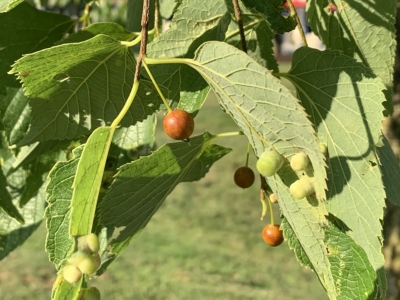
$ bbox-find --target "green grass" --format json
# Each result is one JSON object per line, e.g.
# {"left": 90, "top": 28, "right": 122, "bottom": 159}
{"left": 0, "top": 62, "right": 328, "bottom": 300}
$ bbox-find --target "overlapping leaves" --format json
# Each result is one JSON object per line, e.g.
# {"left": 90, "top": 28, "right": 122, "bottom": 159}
{"left": 286, "top": 47, "right": 387, "bottom": 295}
{"left": 45, "top": 146, "right": 83, "bottom": 267}
{"left": 307, "top": 0, "right": 396, "bottom": 111}
{"left": 10, "top": 35, "right": 162, "bottom": 145}
{"left": 188, "top": 41, "right": 327, "bottom": 200}
{"left": 146, "top": 0, "right": 230, "bottom": 111}
{"left": 240, "top": 0, "right": 296, "bottom": 34}
{"left": 100, "top": 133, "right": 231, "bottom": 241}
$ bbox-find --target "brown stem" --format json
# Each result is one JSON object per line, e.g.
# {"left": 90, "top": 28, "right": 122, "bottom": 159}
{"left": 155, "top": 0, "right": 160, "bottom": 37}
{"left": 232, "top": 0, "right": 247, "bottom": 53}
{"left": 134, "top": 0, "right": 151, "bottom": 81}
{"left": 286, "top": 0, "right": 308, "bottom": 47}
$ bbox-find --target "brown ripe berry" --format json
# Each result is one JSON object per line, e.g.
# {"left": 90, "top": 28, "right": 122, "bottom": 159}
{"left": 163, "top": 109, "right": 194, "bottom": 140}
{"left": 262, "top": 224, "right": 284, "bottom": 247}
{"left": 234, "top": 166, "right": 255, "bottom": 189}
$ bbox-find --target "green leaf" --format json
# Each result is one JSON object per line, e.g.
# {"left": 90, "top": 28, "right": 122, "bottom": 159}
{"left": 45, "top": 146, "right": 83, "bottom": 268}
{"left": 10, "top": 35, "right": 162, "bottom": 145}
{"left": 272, "top": 173, "right": 334, "bottom": 298}
{"left": 377, "top": 136, "right": 400, "bottom": 206}
{"left": 225, "top": 16, "right": 278, "bottom": 72}
{"left": 240, "top": 0, "right": 296, "bottom": 34}
{"left": 96, "top": 116, "right": 156, "bottom": 275}
{"left": 0, "top": 0, "right": 23, "bottom": 12}
{"left": 325, "top": 225, "right": 377, "bottom": 300}
{"left": 0, "top": 181, "right": 45, "bottom": 260}
{"left": 60, "top": 22, "right": 137, "bottom": 44}
{"left": 51, "top": 272, "right": 82, "bottom": 300}
{"left": 286, "top": 47, "right": 386, "bottom": 294}
{"left": 112, "top": 114, "right": 156, "bottom": 155}
{"left": 0, "top": 88, "right": 30, "bottom": 145}
{"left": 0, "top": 2, "right": 76, "bottom": 87}
{"left": 159, "top": 0, "right": 177, "bottom": 19}
{"left": 281, "top": 217, "right": 313, "bottom": 270}
{"left": 70, "top": 127, "right": 113, "bottom": 236}
{"left": 307, "top": 0, "right": 397, "bottom": 112}
{"left": 187, "top": 41, "right": 349, "bottom": 297}
{"left": 10, "top": 140, "right": 67, "bottom": 175}
{"left": 0, "top": 167, "right": 24, "bottom": 223}
{"left": 147, "top": 0, "right": 230, "bottom": 112}
{"left": 147, "top": 0, "right": 230, "bottom": 59}
{"left": 100, "top": 132, "right": 231, "bottom": 238}
{"left": 188, "top": 41, "right": 327, "bottom": 200}
{"left": 19, "top": 148, "right": 64, "bottom": 207}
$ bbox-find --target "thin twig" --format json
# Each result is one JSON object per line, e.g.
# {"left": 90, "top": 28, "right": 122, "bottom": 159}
{"left": 134, "top": 0, "right": 151, "bottom": 81}
{"left": 286, "top": 0, "right": 308, "bottom": 47}
{"left": 155, "top": 0, "right": 160, "bottom": 37}
{"left": 232, "top": 0, "right": 247, "bottom": 53}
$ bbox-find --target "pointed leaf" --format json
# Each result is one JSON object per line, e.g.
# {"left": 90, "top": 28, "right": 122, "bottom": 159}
{"left": 0, "top": 167, "right": 24, "bottom": 223}
{"left": 10, "top": 35, "right": 162, "bottom": 145}
{"left": 0, "top": 2, "right": 76, "bottom": 87}
{"left": 100, "top": 132, "right": 231, "bottom": 236}
{"left": 70, "top": 127, "right": 113, "bottom": 236}
{"left": 287, "top": 47, "right": 386, "bottom": 293}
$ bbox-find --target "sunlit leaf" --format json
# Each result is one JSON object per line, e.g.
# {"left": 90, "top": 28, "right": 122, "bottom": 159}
{"left": 286, "top": 47, "right": 386, "bottom": 294}
{"left": 10, "top": 35, "right": 162, "bottom": 145}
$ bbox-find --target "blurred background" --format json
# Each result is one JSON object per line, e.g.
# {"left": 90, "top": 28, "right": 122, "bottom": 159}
{"left": 2, "top": 0, "right": 400, "bottom": 299}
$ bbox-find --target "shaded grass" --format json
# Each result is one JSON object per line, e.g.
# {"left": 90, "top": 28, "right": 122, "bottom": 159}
{"left": 0, "top": 62, "right": 328, "bottom": 299}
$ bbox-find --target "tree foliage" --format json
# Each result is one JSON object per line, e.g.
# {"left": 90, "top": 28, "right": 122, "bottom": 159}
{"left": 0, "top": 0, "right": 398, "bottom": 299}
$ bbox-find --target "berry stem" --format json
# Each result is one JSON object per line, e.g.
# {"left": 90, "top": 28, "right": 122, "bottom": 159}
{"left": 142, "top": 59, "right": 172, "bottom": 112}
{"left": 286, "top": 0, "right": 308, "bottom": 47}
{"left": 212, "top": 131, "right": 244, "bottom": 139}
{"left": 245, "top": 142, "right": 251, "bottom": 167}
{"left": 268, "top": 192, "right": 274, "bottom": 225}
{"left": 120, "top": 34, "right": 142, "bottom": 48}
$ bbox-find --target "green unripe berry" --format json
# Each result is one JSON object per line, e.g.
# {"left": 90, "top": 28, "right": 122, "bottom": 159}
{"left": 63, "top": 264, "right": 82, "bottom": 284}
{"left": 319, "top": 143, "right": 328, "bottom": 157}
{"left": 69, "top": 251, "right": 100, "bottom": 274}
{"left": 270, "top": 193, "right": 278, "bottom": 203}
{"left": 290, "top": 152, "right": 310, "bottom": 171}
{"left": 256, "top": 150, "right": 285, "bottom": 177}
{"left": 78, "top": 233, "right": 100, "bottom": 254}
{"left": 289, "top": 177, "right": 315, "bottom": 199}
